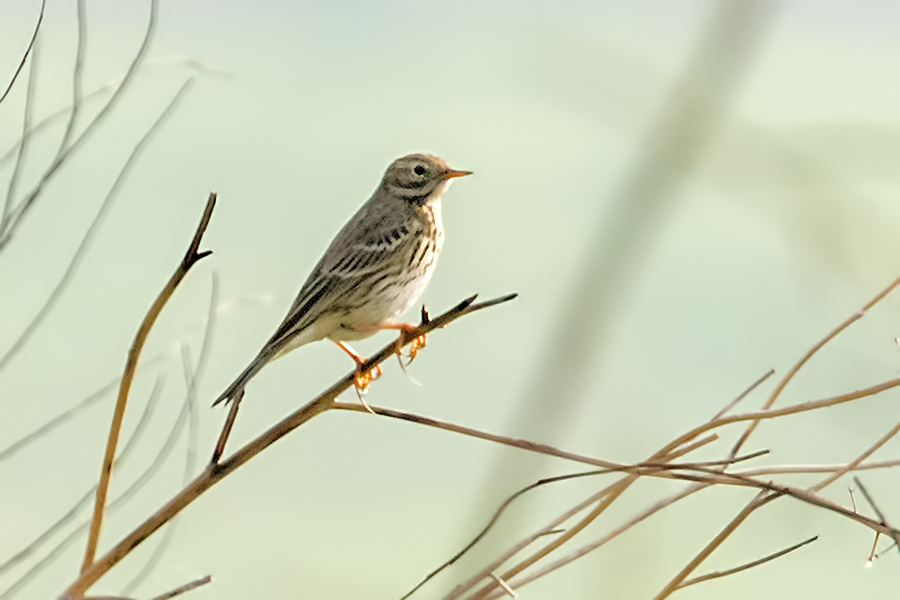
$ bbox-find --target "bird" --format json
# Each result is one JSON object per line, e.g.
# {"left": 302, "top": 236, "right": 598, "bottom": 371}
{"left": 213, "top": 153, "right": 471, "bottom": 407}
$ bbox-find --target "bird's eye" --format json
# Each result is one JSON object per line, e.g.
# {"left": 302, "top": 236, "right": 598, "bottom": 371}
{"left": 414, "top": 165, "right": 426, "bottom": 176}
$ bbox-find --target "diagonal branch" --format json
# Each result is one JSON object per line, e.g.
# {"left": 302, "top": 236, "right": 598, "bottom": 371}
{"left": 677, "top": 535, "right": 818, "bottom": 590}
{"left": 0, "top": 79, "right": 193, "bottom": 373}
{"left": 0, "top": 0, "right": 158, "bottom": 251}
{"left": 853, "top": 477, "right": 900, "bottom": 552}
{"left": 0, "top": 0, "right": 44, "bottom": 106}
{"left": 1, "top": 28, "right": 39, "bottom": 228}
{"left": 729, "top": 275, "right": 900, "bottom": 459}
{"left": 62, "top": 292, "right": 517, "bottom": 597}
{"left": 80, "top": 193, "right": 216, "bottom": 572}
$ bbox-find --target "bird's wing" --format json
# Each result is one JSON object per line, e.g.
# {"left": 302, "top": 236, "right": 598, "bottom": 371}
{"left": 264, "top": 219, "right": 422, "bottom": 349}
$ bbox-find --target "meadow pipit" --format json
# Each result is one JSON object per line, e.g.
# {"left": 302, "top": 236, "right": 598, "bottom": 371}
{"left": 213, "top": 153, "right": 471, "bottom": 407}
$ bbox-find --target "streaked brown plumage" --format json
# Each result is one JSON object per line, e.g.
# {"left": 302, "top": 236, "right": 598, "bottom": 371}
{"left": 213, "top": 153, "right": 470, "bottom": 406}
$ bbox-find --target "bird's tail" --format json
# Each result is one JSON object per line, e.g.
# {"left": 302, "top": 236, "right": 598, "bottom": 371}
{"left": 212, "top": 349, "right": 274, "bottom": 406}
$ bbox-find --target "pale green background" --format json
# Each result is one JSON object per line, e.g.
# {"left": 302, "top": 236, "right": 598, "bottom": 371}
{"left": 2, "top": 1, "right": 900, "bottom": 598}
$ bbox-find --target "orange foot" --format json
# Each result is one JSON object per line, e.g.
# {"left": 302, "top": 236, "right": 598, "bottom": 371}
{"left": 333, "top": 341, "right": 380, "bottom": 414}
{"left": 347, "top": 321, "right": 428, "bottom": 365}
{"left": 379, "top": 323, "right": 427, "bottom": 365}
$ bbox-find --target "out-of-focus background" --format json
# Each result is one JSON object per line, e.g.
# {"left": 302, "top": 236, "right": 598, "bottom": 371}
{"left": 3, "top": 0, "right": 900, "bottom": 598}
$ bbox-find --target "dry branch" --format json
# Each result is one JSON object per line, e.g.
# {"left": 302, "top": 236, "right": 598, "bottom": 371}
{"left": 62, "top": 290, "right": 516, "bottom": 597}
{"left": 81, "top": 193, "right": 216, "bottom": 571}
{"left": 0, "top": 0, "right": 158, "bottom": 251}
{"left": 0, "top": 0, "right": 44, "bottom": 106}
{"left": 677, "top": 535, "right": 818, "bottom": 589}
{"left": 0, "top": 79, "right": 193, "bottom": 372}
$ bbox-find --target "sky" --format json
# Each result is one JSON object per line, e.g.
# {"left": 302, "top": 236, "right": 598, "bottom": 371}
{"left": 2, "top": 1, "right": 900, "bottom": 598}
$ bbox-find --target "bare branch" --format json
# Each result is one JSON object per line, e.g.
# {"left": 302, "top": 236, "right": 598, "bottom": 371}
{"left": 406, "top": 447, "right": 765, "bottom": 600}
{"left": 477, "top": 484, "right": 709, "bottom": 600}
{"left": 0, "top": 379, "right": 167, "bottom": 600}
{"left": 62, "top": 292, "right": 517, "bottom": 597}
{"left": 711, "top": 368, "right": 775, "bottom": 421}
{"left": 0, "top": 58, "right": 225, "bottom": 168}
{"left": 122, "top": 277, "right": 217, "bottom": 596}
{"left": 0, "top": 378, "right": 162, "bottom": 579}
{"left": 730, "top": 275, "right": 900, "bottom": 459}
{"left": 653, "top": 491, "right": 777, "bottom": 599}
{"left": 1, "top": 31, "right": 38, "bottom": 227}
{"left": 0, "top": 0, "right": 44, "bottom": 105}
{"left": 733, "top": 458, "right": 900, "bottom": 477}
{"left": 55, "top": 0, "right": 86, "bottom": 156}
{"left": 0, "top": 79, "right": 194, "bottom": 372}
{"left": 0, "top": 0, "right": 159, "bottom": 250}
{"left": 147, "top": 575, "right": 212, "bottom": 600}
{"left": 677, "top": 536, "right": 818, "bottom": 589}
{"left": 448, "top": 441, "right": 721, "bottom": 599}
{"left": 0, "top": 381, "right": 115, "bottom": 463}
{"left": 81, "top": 192, "right": 215, "bottom": 571}
{"left": 854, "top": 477, "right": 900, "bottom": 552}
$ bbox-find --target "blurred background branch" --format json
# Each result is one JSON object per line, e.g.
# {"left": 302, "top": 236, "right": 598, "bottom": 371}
{"left": 469, "top": 0, "right": 782, "bottom": 551}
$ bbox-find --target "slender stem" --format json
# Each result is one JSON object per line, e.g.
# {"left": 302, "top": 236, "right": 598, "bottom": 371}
{"left": 854, "top": 477, "right": 900, "bottom": 551}
{"left": 810, "top": 421, "right": 900, "bottom": 492}
{"left": 446, "top": 440, "right": 720, "bottom": 599}
{"left": 211, "top": 389, "right": 243, "bottom": 464}
{"left": 80, "top": 194, "right": 215, "bottom": 571}
{"left": 730, "top": 275, "right": 900, "bottom": 458}
{"left": 653, "top": 491, "right": 777, "bottom": 599}
{"left": 677, "top": 536, "right": 818, "bottom": 589}
{"left": 712, "top": 369, "right": 775, "bottom": 421}
{"left": 0, "top": 79, "right": 194, "bottom": 373}
{"left": 0, "top": 0, "right": 44, "bottom": 106}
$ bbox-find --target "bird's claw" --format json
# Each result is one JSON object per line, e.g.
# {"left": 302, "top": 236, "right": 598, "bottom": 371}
{"left": 395, "top": 332, "right": 427, "bottom": 365}
{"left": 408, "top": 334, "right": 427, "bottom": 363}
{"left": 353, "top": 363, "right": 382, "bottom": 414}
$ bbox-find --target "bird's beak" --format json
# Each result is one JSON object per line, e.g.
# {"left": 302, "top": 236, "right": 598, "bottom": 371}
{"left": 444, "top": 169, "right": 473, "bottom": 179}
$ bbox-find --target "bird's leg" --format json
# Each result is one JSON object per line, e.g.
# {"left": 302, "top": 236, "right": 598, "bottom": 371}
{"left": 364, "top": 322, "right": 427, "bottom": 364}
{"left": 333, "top": 341, "right": 379, "bottom": 414}
{"left": 346, "top": 321, "right": 428, "bottom": 365}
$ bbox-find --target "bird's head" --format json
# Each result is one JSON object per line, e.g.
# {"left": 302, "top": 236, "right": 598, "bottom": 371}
{"left": 381, "top": 153, "right": 471, "bottom": 206}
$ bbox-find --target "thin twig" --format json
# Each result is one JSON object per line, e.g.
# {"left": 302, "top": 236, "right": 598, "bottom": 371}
{"left": 211, "top": 389, "right": 243, "bottom": 465}
{"left": 0, "top": 378, "right": 162, "bottom": 578}
{"left": 674, "top": 410, "right": 900, "bottom": 596}
{"left": 729, "top": 275, "right": 900, "bottom": 459}
{"left": 1, "top": 32, "right": 38, "bottom": 227}
{"left": 677, "top": 535, "right": 818, "bottom": 589}
{"left": 410, "top": 449, "right": 763, "bottom": 600}
{"left": 0, "top": 58, "right": 225, "bottom": 167}
{"left": 853, "top": 477, "right": 900, "bottom": 552}
{"left": 0, "top": 0, "right": 159, "bottom": 250}
{"left": 653, "top": 491, "right": 778, "bottom": 599}
{"left": 712, "top": 369, "right": 775, "bottom": 421}
{"left": 488, "top": 574, "right": 515, "bottom": 598}
{"left": 81, "top": 193, "right": 215, "bottom": 571}
{"left": 468, "top": 378, "right": 900, "bottom": 600}
{"left": 478, "top": 484, "right": 710, "bottom": 600}
{"left": 867, "top": 532, "right": 881, "bottom": 565}
{"left": 0, "top": 379, "right": 118, "bottom": 463}
{"left": 733, "top": 458, "right": 900, "bottom": 477}
{"left": 661, "top": 375, "right": 900, "bottom": 461}
{"left": 123, "top": 278, "right": 217, "bottom": 595}
{"left": 0, "top": 0, "right": 44, "bottom": 106}
{"left": 3, "top": 372, "right": 195, "bottom": 599}
{"left": 448, "top": 440, "right": 718, "bottom": 600}
{"left": 809, "top": 420, "right": 900, "bottom": 492}
{"left": 0, "top": 79, "right": 194, "bottom": 372}
{"left": 147, "top": 575, "right": 212, "bottom": 600}
{"left": 55, "top": 0, "right": 86, "bottom": 156}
